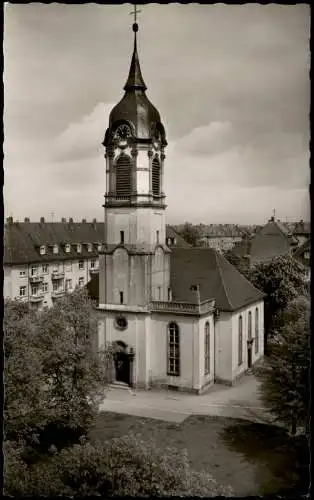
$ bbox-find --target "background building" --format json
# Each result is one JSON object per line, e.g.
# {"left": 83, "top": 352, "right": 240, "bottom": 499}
{"left": 4, "top": 217, "right": 103, "bottom": 309}
{"left": 3, "top": 217, "right": 184, "bottom": 309}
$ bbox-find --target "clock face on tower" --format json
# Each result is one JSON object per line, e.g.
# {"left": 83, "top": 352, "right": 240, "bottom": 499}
{"left": 114, "top": 124, "right": 131, "bottom": 142}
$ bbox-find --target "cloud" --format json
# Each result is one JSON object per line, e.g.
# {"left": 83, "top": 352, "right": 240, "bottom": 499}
{"left": 52, "top": 102, "right": 113, "bottom": 162}
{"left": 4, "top": 4, "right": 310, "bottom": 223}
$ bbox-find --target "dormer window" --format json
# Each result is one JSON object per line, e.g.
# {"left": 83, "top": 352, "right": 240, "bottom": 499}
{"left": 65, "top": 244, "right": 71, "bottom": 253}
{"left": 77, "top": 244, "right": 82, "bottom": 253}
{"left": 40, "top": 245, "right": 46, "bottom": 255}
{"left": 87, "top": 243, "right": 92, "bottom": 253}
{"left": 53, "top": 245, "right": 59, "bottom": 254}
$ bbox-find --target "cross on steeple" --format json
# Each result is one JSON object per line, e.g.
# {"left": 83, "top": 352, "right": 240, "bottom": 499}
{"left": 130, "top": 4, "right": 141, "bottom": 25}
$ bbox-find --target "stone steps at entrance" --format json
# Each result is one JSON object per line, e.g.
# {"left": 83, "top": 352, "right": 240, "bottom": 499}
{"left": 109, "top": 381, "right": 132, "bottom": 391}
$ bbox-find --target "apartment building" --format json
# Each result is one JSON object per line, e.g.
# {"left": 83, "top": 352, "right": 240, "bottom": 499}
{"left": 4, "top": 218, "right": 185, "bottom": 309}
{"left": 4, "top": 217, "right": 104, "bottom": 309}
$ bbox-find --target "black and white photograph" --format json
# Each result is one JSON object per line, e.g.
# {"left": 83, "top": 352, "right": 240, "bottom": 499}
{"left": 4, "top": 3, "right": 310, "bottom": 497}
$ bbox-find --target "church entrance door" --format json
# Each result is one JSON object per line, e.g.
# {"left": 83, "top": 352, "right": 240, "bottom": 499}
{"left": 247, "top": 346, "right": 252, "bottom": 369}
{"left": 113, "top": 341, "right": 131, "bottom": 386}
{"left": 114, "top": 351, "right": 130, "bottom": 385}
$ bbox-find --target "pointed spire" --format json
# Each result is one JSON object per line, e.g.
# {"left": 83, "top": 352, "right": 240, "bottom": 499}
{"left": 124, "top": 21, "right": 147, "bottom": 92}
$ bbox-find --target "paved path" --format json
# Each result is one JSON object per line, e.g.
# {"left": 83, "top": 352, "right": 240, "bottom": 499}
{"left": 99, "top": 375, "right": 273, "bottom": 424}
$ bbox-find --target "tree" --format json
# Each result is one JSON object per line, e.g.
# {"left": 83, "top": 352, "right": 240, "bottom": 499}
{"left": 176, "top": 222, "right": 200, "bottom": 247}
{"left": 247, "top": 255, "right": 307, "bottom": 351}
{"left": 255, "top": 296, "right": 310, "bottom": 436}
{"left": 4, "top": 300, "right": 48, "bottom": 444}
{"left": 4, "top": 289, "right": 110, "bottom": 454}
{"left": 4, "top": 432, "right": 233, "bottom": 497}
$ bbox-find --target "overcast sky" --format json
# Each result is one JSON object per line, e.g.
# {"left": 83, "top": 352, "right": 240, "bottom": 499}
{"left": 4, "top": 3, "right": 310, "bottom": 224}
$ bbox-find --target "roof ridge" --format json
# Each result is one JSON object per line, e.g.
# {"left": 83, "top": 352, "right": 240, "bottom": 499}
{"left": 214, "top": 250, "right": 233, "bottom": 310}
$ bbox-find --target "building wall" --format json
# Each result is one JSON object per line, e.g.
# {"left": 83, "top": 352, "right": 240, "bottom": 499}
{"left": 105, "top": 207, "right": 166, "bottom": 246}
{"left": 214, "top": 311, "right": 233, "bottom": 382}
{"left": 97, "top": 309, "right": 215, "bottom": 392}
{"left": 4, "top": 257, "right": 99, "bottom": 308}
{"left": 199, "top": 236, "right": 242, "bottom": 251}
{"left": 231, "top": 300, "right": 264, "bottom": 381}
{"left": 99, "top": 246, "right": 170, "bottom": 307}
{"left": 97, "top": 309, "right": 150, "bottom": 387}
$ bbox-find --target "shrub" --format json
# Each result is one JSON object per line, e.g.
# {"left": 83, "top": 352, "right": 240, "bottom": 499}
{"left": 4, "top": 432, "right": 232, "bottom": 497}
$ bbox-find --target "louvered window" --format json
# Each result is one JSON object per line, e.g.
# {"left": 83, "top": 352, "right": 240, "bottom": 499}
{"left": 152, "top": 158, "right": 160, "bottom": 196}
{"left": 116, "top": 155, "right": 132, "bottom": 197}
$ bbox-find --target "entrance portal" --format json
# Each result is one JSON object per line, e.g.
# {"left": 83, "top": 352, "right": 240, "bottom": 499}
{"left": 113, "top": 341, "right": 131, "bottom": 386}
{"left": 247, "top": 346, "right": 252, "bottom": 369}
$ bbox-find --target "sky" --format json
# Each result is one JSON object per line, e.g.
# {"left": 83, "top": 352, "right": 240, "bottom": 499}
{"left": 4, "top": 3, "right": 310, "bottom": 225}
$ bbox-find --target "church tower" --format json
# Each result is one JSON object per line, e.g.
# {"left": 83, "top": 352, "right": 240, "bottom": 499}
{"left": 99, "top": 18, "right": 170, "bottom": 308}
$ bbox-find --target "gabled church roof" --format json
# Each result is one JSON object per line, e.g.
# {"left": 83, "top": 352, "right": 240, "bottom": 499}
{"left": 170, "top": 248, "right": 264, "bottom": 312}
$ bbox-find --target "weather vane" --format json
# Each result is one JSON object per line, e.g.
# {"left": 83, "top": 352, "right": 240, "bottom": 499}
{"left": 130, "top": 4, "right": 141, "bottom": 27}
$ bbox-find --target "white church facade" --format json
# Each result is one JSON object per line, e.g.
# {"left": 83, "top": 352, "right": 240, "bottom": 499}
{"left": 93, "top": 20, "right": 265, "bottom": 393}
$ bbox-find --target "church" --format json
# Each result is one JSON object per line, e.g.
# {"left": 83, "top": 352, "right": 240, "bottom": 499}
{"left": 93, "top": 19, "right": 265, "bottom": 393}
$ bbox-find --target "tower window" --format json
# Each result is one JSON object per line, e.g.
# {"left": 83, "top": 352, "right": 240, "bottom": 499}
{"left": 120, "top": 230, "right": 125, "bottom": 244}
{"left": 167, "top": 322, "right": 180, "bottom": 376}
{"left": 156, "top": 230, "right": 159, "bottom": 244}
{"left": 120, "top": 291, "right": 124, "bottom": 304}
{"left": 152, "top": 157, "right": 160, "bottom": 196}
{"left": 116, "top": 154, "right": 132, "bottom": 198}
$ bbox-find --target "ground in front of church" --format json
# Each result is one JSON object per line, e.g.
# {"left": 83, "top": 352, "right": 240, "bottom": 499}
{"left": 89, "top": 374, "right": 308, "bottom": 496}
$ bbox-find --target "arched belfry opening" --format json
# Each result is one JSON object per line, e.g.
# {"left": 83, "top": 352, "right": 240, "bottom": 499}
{"left": 115, "top": 154, "right": 132, "bottom": 198}
{"left": 152, "top": 157, "right": 160, "bottom": 197}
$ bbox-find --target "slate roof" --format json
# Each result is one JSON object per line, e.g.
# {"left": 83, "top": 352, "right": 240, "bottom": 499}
{"left": 4, "top": 221, "right": 188, "bottom": 266}
{"left": 170, "top": 248, "right": 264, "bottom": 312}
{"left": 166, "top": 225, "right": 192, "bottom": 248}
{"left": 4, "top": 221, "right": 105, "bottom": 265}
{"left": 249, "top": 219, "right": 298, "bottom": 264}
{"left": 232, "top": 218, "right": 298, "bottom": 265}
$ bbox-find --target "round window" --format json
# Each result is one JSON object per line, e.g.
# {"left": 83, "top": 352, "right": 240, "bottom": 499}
{"left": 115, "top": 316, "right": 128, "bottom": 330}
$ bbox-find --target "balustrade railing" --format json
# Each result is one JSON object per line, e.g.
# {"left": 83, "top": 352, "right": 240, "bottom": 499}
{"left": 150, "top": 298, "right": 215, "bottom": 315}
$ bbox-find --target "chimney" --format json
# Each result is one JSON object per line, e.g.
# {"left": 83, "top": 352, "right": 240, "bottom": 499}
{"left": 69, "top": 217, "right": 74, "bottom": 223}
{"left": 92, "top": 217, "right": 97, "bottom": 229}
{"left": 24, "top": 217, "right": 30, "bottom": 223}
{"left": 40, "top": 217, "right": 45, "bottom": 223}
{"left": 61, "top": 217, "right": 66, "bottom": 223}
{"left": 6, "top": 216, "right": 13, "bottom": 224}
{"left": 82, "top": 218, "right": 87, "bottom": 223}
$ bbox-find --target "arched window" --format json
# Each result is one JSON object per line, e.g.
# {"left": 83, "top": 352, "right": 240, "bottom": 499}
{"left": 238, "top": 315, "right": 243, "bottom": 365}
{"left": 248, "top": 311, "right": 252, "bottom": 340}
{"left": 204, "top": 321, "right": 210, "bottom": 374}
{"left": 152, "top": 157, "right": 160, "bottom": 196}
{"left": 116, "top": 154, "right": 132, "bottom": 197}
{"left": 255, "top": 307, "right": 259, "bottom": 354}
{"left": 167, "top": 322, "right": 180, "bottom": 376}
